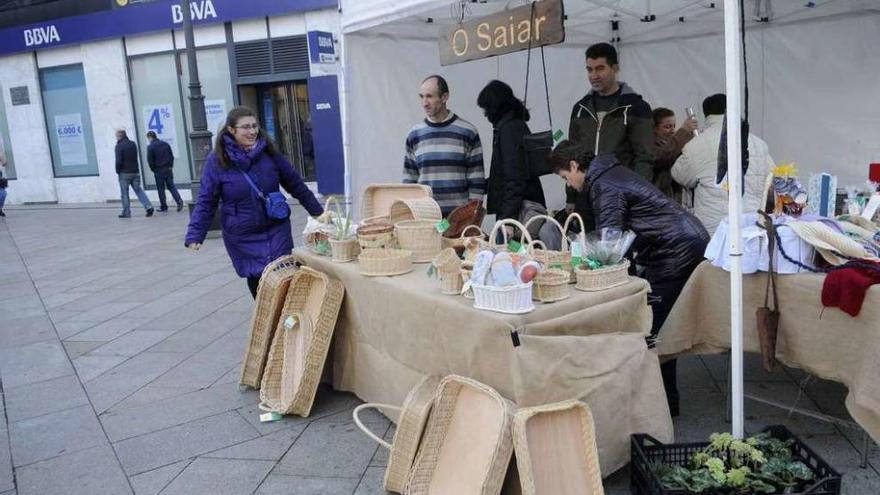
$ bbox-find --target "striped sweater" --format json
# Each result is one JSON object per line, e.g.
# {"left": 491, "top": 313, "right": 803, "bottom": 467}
{"left": 403, "top": 113, "right": 486, "bottom": 216}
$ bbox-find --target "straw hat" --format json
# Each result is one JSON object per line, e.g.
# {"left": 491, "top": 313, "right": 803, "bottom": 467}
{"left": 787, "top": 220, "right": 876, "bottom": 265}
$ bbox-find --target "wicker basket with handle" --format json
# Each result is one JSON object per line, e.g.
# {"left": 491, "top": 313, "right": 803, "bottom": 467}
{"left": 525, "top": 214, "right": 572, "bottom": 276}
{"left": 562, "top": 212, "right": 589, "bottom": 283}
{"left": 305, "top": 196, "right": 343, "bottom": 254}
{"left": 531, "top": 263, "right": 570, "bottom": 303}
{"left": 575, "top": 259, "right": 631, "bottom": 292}
{"left": 432, "top": 248, "right": 463, "bottom": 295}
{"left": 470, "top": 219, "right": 535, "bottom": 314}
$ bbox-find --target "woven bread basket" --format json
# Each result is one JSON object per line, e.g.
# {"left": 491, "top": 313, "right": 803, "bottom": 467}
{"left": 532, "top": 267, "right": 570, "bottom": 303}
{"left": 353, "top": 375, "right": 442, "bottom": 494}
{"left": 575, "top": 259, "right": 630, "bottom": 292}
{"left": 361, "top": 183, "right": 433, "bottom": 219}
{"left": 443, "top": 199, "right": 486, "bottom": 239}
{"left": 258, "top": 267, "right": 344, "bottom": 417}
{"left": 389, "top": 198, "right": 442, "bottom": 225}
{"left": 329, "top": 238, "right": 359, "bottom": 262}
{"left": 357, "top": 222, "right": 395, "bottom": 250}
{"left": 358, "top": 248, "right": 413, "bottom": 277}
{"left": 405, "top": 375, "right": 515, "bottom": 495}
{"left": 512, "top": 400, "right": 604, "bottom": 495}
{"left": 239, "top": 255, "right": 300, "bottom": 389}
{"left": 395, "top": 220, "right": 441, "bottom": 263}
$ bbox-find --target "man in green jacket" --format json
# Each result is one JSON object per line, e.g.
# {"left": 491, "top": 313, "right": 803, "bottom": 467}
{"left": 566, "top": 43, "right": 656, "bottom": 225}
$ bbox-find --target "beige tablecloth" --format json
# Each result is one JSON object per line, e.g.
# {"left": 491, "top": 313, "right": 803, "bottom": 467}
{"left": 658, "top": 261, "right": 880, "bottom": 442}
{"left": 295, "top": 249, "right": 672, "bottom": 475}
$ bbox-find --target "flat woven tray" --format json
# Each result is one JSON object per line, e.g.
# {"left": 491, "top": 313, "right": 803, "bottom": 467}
{"left": 361, "top": 183, "right": 432, "bottom": 219}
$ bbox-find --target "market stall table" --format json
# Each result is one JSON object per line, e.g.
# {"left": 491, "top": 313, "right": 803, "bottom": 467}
{"left": 294, "top": 249, "right": 673, "bottom": 475}
{"left": 657, "top": 261, "right": 880, "bottom": 443}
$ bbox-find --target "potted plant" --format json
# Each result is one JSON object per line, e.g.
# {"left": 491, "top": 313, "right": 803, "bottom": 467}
{"left": 328, "top": 202, "right": 357, "bottom": 263}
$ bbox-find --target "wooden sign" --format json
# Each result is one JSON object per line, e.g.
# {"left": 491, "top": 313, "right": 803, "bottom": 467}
{"left": 439, "top": 0, "right": 565, "bottom": 66}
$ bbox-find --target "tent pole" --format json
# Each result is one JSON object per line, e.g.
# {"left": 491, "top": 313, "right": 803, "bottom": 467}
{"left": 339, "top": 31, "right": 353, "bottom": 210}
{"left": 723, "top": 0, "right": 745, "bottom": 439}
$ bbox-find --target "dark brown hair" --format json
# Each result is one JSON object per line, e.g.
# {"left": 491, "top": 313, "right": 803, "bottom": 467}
{"left": 548, "top": 140, "right": 592, "bottom": 173}
{"left": 214, "top": 106, "right": 279, "bottom": 169}
{"left": 652, "top": 107, "right": 675, "bottom": 127}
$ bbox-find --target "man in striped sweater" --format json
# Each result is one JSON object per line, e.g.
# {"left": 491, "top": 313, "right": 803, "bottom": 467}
{"left": 403, "top": 75, "right": 486, "bottom": 216}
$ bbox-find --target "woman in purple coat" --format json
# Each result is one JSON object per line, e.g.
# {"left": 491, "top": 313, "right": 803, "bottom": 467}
{"left": 185, "top": 106, "right": 323, "bottom": 298}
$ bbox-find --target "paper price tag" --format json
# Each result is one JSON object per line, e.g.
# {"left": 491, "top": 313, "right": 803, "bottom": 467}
{"left": 553, "top": 129, "right": 564, "bottom": 143}
{"left": 283, "top": 316, "right": 296, "bottom": 331}
{"left": 435, "top": 219, "right": 450, "bottom": 233}
{"left": 260, "top": 412, "right": 282, "bottom": 422}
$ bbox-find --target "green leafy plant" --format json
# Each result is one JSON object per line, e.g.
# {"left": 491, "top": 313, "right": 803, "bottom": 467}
{"left": 653, "top": 431, "right": 816, "bottom": 494}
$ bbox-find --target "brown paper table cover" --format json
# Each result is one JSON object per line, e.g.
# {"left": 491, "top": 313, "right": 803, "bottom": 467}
{"left": 294, "top": 249, "right": 673, "bottom": 475}
{"left": 657, "top": 261, "right": 880, "bottom": 443}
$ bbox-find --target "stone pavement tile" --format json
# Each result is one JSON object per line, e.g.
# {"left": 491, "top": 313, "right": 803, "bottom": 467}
{"left": 68, "top": 302, "right": 142, "bottom": 323}
{"left": 101, "top": 386, "right": 258, "bottom": 442}
{"left": 803, "top": 377, "right": 851, "bottom": 418}
{"left": 0, "top": 340, "right": 74, "bottom": 389}
{"left": 111, "top": 276, "right": 203, "bottom": 303}
{"left": 674, "top": 390, "right": 732, "bottom": 443}
{"left": 236, "top": 405, "right": 310, "bottom": 435}
{"left": 148, "top": 311, "right": 249, "bottom": 354}
{"left": 0, "top": 271, "right": 30, "bottom": 286}
{"left": 0, "top": 281, "right": 37, "bottom": 299}
{"left": 121, "top": 285, "right": 218, "bottom": 320}
{"left": 354, "top": 466, "right": 388, "bottom": 495}
{"left": 676, "top": 354, "right": 721, "bottom": 392}
{"left": 702, "top": 352, "right": 795, "bottom": 383}
{"left": 0, "top": 431, "right": 13, "bottom": 493}
{"left": 0, "top": 314, "right": 56, "bottom": 350}
{"left": 743, "top": 382, "right": 839, "bottom": 436}
{"left": 800, "top": 434, "right": 872, "bottom": 472}
{"left": 256, "top": 475, "right": 360, "bottom": 495}
{"left": 65, "top": 317, "right": 154, "bottom": 342}
{"left": 191, "top": 271, "right": 239, "bottom": 287}
{"left": 159, "top": 457, "right": 275, "bottom": 495}
{"left": 129, "top": 459, "right": 192, "bottom": 495}
{"left": 72, "top": 354, "right": 129, "bottom": 382}
{"left": 842, "top": 467, "right": 880, "bottom": 495}
{"left": 149, "top": 331, "right": 247, "bottom": 390}
{"left": 369, "top": 425, "right": 395, "bottom": 468}
{"left": 14, "top": 444, "right": 132, "bottom": 495}
{"left": 56, "top": 287, "right": 131, "bottom": 312}
{"left": 140, "top": 286, "right": 246, "bottom": 332}
{"left": 0, "top": 294, "right": 42, "bottom": 313}
{"left": 41, "top": 291, "right": 91, "bottom": 310}
{"left": 4, "top": 375, "right": 89, "bottom": 423}
{"left": 46, "top": 309, "right": 84, "bottom": 323}
{"left": 63, "top": 340, "right": 104, "bottom": 359}
{"left": 87, "top": 330, "right": 175, "bottom": 357}
{"left": 274, "top": 420, "right": 387, "bottom": 478}
{"left": 204, "top": 425, "right": 307, "bottom": 461}
{"left": 8, "top": 405, "right": 107, "bottom": 467}
{"left": 216, "top": 295, "right": 254, "bottom": 315}
{"left": 2, "top": 307, "right": 46, "bottom": 321}
{"left": 109, "top": 385, "right": 197, "bottom": 411}
{"left": 113, "top": 411, "right": 259, "bottom": 475}
{"left": 84, "top": 352, "right": 191, "bottom": 413}
{"left": 54, "top": 319, "right": 102, "bottom": 340}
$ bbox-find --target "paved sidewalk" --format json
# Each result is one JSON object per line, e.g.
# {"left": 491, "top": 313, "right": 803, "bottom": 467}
{"left": 0, "top": 207, "right": 877, "bottom": 494}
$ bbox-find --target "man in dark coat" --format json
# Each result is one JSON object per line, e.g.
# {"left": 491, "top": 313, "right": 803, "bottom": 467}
{"left": 549, "top": 140, "right": 710, "bottom": 417}
{"left": 146, "top": 131, "right": 183, "bottom": 212}
{"left": 115, "top": 129, "right": 153, "bottom": 218}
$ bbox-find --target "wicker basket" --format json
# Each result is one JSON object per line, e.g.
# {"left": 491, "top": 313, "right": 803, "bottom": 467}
{"left": 513, "top": 400, "right": 604, "bottom": 495}
{"left": 441, "top": 224, "right": 485, "bottom": 254}
{"left": 329, "top": 237, "right": 359, "bottom": 262}
{"left": 361, "top": 183, "right": 433, "bottom": 219}
{"left": 470, "top": 219, "right": 535, "bottom": 314}
{"left": 526, "top": 214, "right": 573, "bottom": 280}
{"left": 460, "top": 262, "right": 475, "bottom": 299}
{"left": 395, "top": 220, "right": 440, "bottom": 263}
{"left": 432, "top": 248, "right": 463, "bottom": 295}
{"left": 532, "top": 268, "right": 570, "bottom": 303}
{"left": 239, "top": 255, "right": 300, "bottom": 389}
{"left": 575, "top": 259, "right": 631, "bottom": 292}
{"left": 389, "top": 198, "right": 442, "bottom": 225}
{"left": 358, "top": 248, "right": 413, "bottom": 277}
{"left": 406, "top": 375, "right": 514, "bottom": 495}
{"left": 357, "top": 222, "right": 395, "bottom": 250}
{"left": 353, "top": 375, "right": 441, "bottom": 494}
{"left": 258, "top": 267, "right": 344, "bottom": 417}
{"left": 305, "top": 196, "right": 343, "bottom": 255}
{"left": 563, "top": 213, "right": 589, "bottom": 283}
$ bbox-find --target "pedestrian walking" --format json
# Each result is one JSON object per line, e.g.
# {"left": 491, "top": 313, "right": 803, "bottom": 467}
{"left": 115, "top": 128, "right": 154, "bottom": 218}
{"left": 146, "top": 131, "right": 183, "bottom": 212}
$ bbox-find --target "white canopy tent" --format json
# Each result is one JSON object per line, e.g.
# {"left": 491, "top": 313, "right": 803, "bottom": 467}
{"left": 336, "top": 0, "right": 880, "bottom": 437}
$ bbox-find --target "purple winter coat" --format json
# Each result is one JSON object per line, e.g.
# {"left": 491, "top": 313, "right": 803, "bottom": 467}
{"left": 185, "top": 151, "right": 323, "bottom": 278}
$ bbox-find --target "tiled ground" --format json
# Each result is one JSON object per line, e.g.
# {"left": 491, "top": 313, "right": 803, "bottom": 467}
{"left": 0, "top": 205, "right": 876, "bottom": 494}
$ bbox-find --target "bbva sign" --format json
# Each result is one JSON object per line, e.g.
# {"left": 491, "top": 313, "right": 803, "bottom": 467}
{"left": 24, "top": 25, "right": 60, "bottom": 47}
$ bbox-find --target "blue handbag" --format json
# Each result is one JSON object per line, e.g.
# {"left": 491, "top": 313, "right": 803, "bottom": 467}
{"left": 238, "top": 169, "right": 291, "bottom": 221}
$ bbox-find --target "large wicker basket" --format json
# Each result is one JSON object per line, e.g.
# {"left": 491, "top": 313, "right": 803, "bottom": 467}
{"left": 389, "top": 198, "right": 442, "bottom": 225}
{"left": 575, "top": 259, "right": 631, "bottom": 292}
{"left": 361, "top": 183, "right": 433, "bottom": 219}
{"left": 358, "top": 248, "right": 413, "bottom": 277}
{"left": 532, "top": 268, "right": 570, "bottom": 303}
{"left": 470, "top": 219, "right": 535, "bottom": 314}
{"left": 239, "top": 255, "right": 300, "bottom": 389}
{"left": 406, "top": 375, "right": 514, "bottom": 495}
{"left": 512, "top": 400, "right": 604, "bottom": 495}
{"left": 395, "top": 220, "right": 441, "bottom": 263}
{"left": 258, "top": 266, "right": 344, "bottom": 417}
{"left": 353, "top": 375, "right": 442, "bottom": 494}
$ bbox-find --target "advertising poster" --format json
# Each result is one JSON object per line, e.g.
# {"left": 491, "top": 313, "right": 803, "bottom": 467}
{"left": 143, "top": 104, "right": 178, "bottom": 155}
{"left": 204, "top": 99, "right": 227, "bottom": 136}
{"left": 54, "top": 113, "right": 88, "bottom": 166}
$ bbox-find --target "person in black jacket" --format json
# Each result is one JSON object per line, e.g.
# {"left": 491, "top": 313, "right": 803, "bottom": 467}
{"left": 548, "top": 140, "right": 710, "bottom": 417}
{"left": 146, "top": 131, "right": 183, "bottom": 212}
{"left": 115, "top": 129, "right": 153, "bottom": 218}
{"left": 477, "top": 80, "right": 558, "bottom": 248}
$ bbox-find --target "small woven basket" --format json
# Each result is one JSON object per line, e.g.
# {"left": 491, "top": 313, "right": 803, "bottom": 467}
{"left": 358, "top": 248, "right": 413, "bottom": 277}
{"left": 441, "top": 224, "right": 485, "bottom": 253}
{"left": 389, "top": 198, "right": 442, "bottom": 225}
{"left": 575, "top": 259, "right": 630, "bottom": 292}
{"left": 532, "top": 268, "right": 570, "bottom": 303}
{"left": 526, "top": 214, "right": 574, "bottom": 281}
{"left": 460, "top": 262, "right": 474, "bottom": 299}
{"left": 329, "top": 237, "right": 358, "bottom": 262}
{"left": 563, "top": 213, "right": 589, "bottom": 283}
{"left": 305, "top": 196, "right": 342, "bottom": 254}
{"left": 470, "top": 219, "right": 535, "bottom": 314}
{"left": 357, "top": 222, "right": 394, "bottom": 250}
{"left": 395, "top": 220, "right": 440, "bottom": 263}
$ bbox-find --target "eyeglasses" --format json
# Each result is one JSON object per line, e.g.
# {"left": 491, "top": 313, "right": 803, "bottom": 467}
{"left": 234, "top": 124, "right": 260, "bottom": 131}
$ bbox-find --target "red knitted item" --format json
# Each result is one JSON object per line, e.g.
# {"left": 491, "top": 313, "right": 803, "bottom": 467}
{"left": 821, "top": 262, "right": 880, "bottom": 317}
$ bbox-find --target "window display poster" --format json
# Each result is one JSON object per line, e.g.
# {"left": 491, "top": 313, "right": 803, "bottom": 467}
{"left": 205, "top": 99, "right": 227, "bottom": 136}
{"left": 142, "top": 104, "right": 178, "bottom": 155}
{"left": 54, "top": 113, "right": 88, "bottom": 167}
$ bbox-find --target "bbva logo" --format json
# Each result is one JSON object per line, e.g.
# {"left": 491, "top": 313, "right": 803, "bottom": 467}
{"left": 171, "top": 0, "right": 217, "bottom": 24}
{"left": 316, "top": 103, "right": 332, "bottom": 110}
{"left": 24, "top": 25, "right": 60, "bottom": 47}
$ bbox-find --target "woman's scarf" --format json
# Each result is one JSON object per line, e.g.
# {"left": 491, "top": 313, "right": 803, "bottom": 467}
{"left": 222, "top": 133, "right": 267, "bottom": 171}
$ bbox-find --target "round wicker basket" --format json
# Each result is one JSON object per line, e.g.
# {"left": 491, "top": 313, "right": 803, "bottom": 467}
{"left": 358, "top": 248, "right": 413, "bottom": 277}
{"left": 329, "top": 238, "right": 358, "bottom": 263}
{"left": 575, "top": 259, "right": 631, "bottom": 292}
{"left": 357, "top": 222, "right": 394, "bottom": 250}
{"left": 395, "top": 220, "right": 440, "bottom": 263}
{"left": 532, "top": 268, "right": 571, "bottom": 303}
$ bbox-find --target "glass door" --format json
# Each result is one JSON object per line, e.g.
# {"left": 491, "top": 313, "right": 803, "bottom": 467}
{"left": 255, "top": 81, "right": 315, "bottom": 182}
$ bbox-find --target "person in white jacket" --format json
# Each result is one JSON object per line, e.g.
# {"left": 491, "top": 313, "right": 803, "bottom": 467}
{"left": 672, "top": 94, "right": 774, "bottom": 235}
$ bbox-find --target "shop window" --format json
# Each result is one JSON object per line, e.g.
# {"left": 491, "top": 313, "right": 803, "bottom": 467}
{"left": 39, "top": 65, "right": 99, "bottom": 177}
{"left": 179, "top": 48, "right": 235, "bottom": 139}
{"left": 0, "top": 84, "right": 14, "bottom": 179}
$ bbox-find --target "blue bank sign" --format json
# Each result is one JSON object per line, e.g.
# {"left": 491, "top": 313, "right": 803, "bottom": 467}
{"left": 307, "top": 31, "right": 335, "bottom": 64}
{"left": 2, "top": 0, "right": 337, "bottom": 56}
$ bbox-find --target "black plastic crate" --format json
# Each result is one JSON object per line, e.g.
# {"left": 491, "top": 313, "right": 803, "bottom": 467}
{"left": 631, "top": 426, "right": 841, "bottom": 495}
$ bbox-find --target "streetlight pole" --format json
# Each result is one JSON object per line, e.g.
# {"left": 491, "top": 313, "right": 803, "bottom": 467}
{"left": 181, "top": 0, "right": 213, "bottom": 208}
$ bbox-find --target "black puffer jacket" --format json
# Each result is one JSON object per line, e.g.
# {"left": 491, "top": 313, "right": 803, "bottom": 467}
{"left": 584, "top": 154, "right": 709, "bottom": 282}
{"left": 485, "top": 112, "right": 546, "bottom": 220}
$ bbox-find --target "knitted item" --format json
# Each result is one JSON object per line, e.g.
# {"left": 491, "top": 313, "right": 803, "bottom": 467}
{"left": 222, "top": 134, "right": 267, "bottom": 171}
{"left": 821, "top": 261, "right": 880, "bottom": 317}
